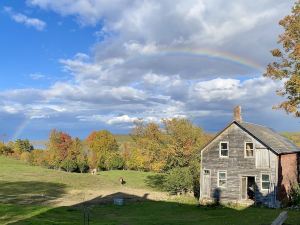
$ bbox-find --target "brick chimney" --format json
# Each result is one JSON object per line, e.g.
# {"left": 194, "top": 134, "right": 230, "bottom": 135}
{"left": 234, "top": 106, "right": 242, "bottom": 122}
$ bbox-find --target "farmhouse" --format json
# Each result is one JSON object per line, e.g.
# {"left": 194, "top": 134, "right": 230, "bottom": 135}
{"left": 200, "top": 106, "right": 300, "bottom": 207}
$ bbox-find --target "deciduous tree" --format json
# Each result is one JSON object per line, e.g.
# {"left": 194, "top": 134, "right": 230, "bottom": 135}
{"left": 265, "top": 0, "right": 300, "bottom": 116}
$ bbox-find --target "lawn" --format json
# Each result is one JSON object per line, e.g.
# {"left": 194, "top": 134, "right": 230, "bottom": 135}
{"left": 0, "top": 156, "right": 300, "bottom": 225}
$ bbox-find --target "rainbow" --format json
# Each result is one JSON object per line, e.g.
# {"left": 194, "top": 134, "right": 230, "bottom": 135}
{"left": 152, "top": 47, "right": 264, "bottom": 72}
{"left": 12, "top": 118, "right": 31, "bottom": 140}
{"left": 11, "top": 48, "right": 264, "bottom": 140}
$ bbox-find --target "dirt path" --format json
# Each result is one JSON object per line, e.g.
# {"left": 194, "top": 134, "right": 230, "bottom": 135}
{"left": 51, "top": 186, "right": 171, "bottom": 206}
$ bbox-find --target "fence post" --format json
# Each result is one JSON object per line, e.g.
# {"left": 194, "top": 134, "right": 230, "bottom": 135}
{"left": 271, "top": 211, "right": 288, "bottom": 225}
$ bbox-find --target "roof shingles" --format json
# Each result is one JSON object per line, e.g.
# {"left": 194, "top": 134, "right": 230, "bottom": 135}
{"left": 237, "top": 121, "right": 300, "bottom": 154}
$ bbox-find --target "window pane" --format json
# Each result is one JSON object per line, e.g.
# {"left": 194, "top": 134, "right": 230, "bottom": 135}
{"left": 262, "top": 181, "right": 270, "bottom": 190}
{"left": 246, "top": 149, "right": 254, "bottom": 157}
{"left": 221, "top": 142, "right": 228, "bottom": 150}
{"left": 204, "top": 170, "right": 210, "bottom": 175}
{"left": 246, "top": 143, "right": 254, "bottom": 150}
{"left": 221, "top": 149, "right": 228, "bottom": 156}
{"left": 262, "top": 174, "right": 270, "bottom": 182}
{"left": 219, "top": 172, "right": 226, "bottom": 179}
{"left": 219, "top": 180, "right": 226, "bottom": 187}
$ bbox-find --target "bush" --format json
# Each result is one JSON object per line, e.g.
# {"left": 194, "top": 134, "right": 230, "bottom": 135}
{"left": 61, "top": 158, "right": 77, "bottom": 172}
{"left": 164, "top": 167, "right": 193, "bottom": 195}
{"left": 104, "top": 153, "right": 124, "bottom": 170}
{"left": 20, "top": 151, "right": 31, "bottom": 163}
{"left": 0, "top": 143, "right": 12, "bottom": 156}
{"left": 289, "top": 183, "right": 300, "bottom": 206}
{"left": 77, "top": 155, "right": 89, "bottom": 173}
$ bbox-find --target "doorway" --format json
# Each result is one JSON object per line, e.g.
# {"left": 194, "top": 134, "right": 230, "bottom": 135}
{"left": 202, "top": 169, "right": 211, "bottom": 198}
{"left": 241, "top": 176, "right": 255, "bottom": 200}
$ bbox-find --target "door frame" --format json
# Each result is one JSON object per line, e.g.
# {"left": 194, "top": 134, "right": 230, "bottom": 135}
{"left": 240, "top": 175, "right": 256, "bottom": 200}
{"left": 201, "top": 169, "right": 211, "bottom": 198}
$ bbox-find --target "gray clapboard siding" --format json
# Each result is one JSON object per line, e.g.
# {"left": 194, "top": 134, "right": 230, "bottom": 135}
{"left": 200, "top": 123, "right": 278, "bottom": 205}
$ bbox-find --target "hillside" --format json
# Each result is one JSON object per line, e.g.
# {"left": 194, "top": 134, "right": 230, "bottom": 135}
{"left": 282, "top": 132, "right": 300, "bottom": 147}
{"left": 1, "top": 157, "right": 300, "bottom": 224}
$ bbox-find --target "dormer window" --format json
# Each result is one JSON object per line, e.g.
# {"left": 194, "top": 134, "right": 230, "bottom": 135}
{"left": 245, "top": 142, "right": 254, "bottom": 158}
{"left": 219, "top": 141, "right": 229, "bottom": 157}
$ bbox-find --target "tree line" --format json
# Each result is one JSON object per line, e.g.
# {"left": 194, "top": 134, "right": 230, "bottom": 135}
{"left": 0, "top": 118, "right": 211, "bottom": 172}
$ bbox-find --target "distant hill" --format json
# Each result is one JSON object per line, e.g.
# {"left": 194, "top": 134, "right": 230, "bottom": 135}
{"left": 282, "top": 132, "right": 300, "bottom": 147}
{"left": 114, "top": 134, "right": 132, "bottom": 144}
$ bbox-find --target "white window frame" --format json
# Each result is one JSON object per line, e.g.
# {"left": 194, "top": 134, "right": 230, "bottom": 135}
{"left": 244, "top": 142, "right": 255, "bottom": 158}
{"left": 218, "top": 170, "right": 227, "bottom": 188}
{"left": 203, "top": 169, "right": 211, "bottom": 175}
{"left": 261, "top": 173, "right": 270, "bottom": 191}
{"left": 219, "top": 141, "right": 229, "bottom": 158}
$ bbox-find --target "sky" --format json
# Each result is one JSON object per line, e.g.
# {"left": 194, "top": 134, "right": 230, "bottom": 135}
{"left": 0, "top": 0, "right": 299, "bottom": 141}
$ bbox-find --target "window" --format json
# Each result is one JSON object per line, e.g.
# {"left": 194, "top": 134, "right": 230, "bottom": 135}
{"left": 204, "top": 169, "right": 210, "bottom": 175}
{"left": 219, "top": 142, "right": 229, "bottom": 157}
{"left": 218, "top": 171, "right": 227, "bottom": 188}
{"left": 261, "top": 174, "right": 270, "bottom": 190}
{"left": 245, "top": 142, "right": 254, "bottom": 158}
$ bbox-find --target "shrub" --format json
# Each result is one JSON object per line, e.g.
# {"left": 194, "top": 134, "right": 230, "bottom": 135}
{"left": 61, "top": 158, "right": 78, "bottom": 172}
{"left": 20, "top": 151, "right": 31, "bottom": 163}
{"left": 104, "top": 153, "right": 124, "bottom": 170}
{"left": 289, "top": 183, "right": 300, "bottom": 206}
{"left": 0, "top": 143, "right": 12, "bottom": 156}
{"left": 164, "top": 167, "right": 193, "bottom": 195}
{"left": 77, "top": 155, "right": 89, "bottom": 173}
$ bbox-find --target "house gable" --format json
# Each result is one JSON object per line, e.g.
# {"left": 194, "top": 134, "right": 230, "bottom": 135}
{"left": 200, "top": 122, "right": 278, "bottom": 204}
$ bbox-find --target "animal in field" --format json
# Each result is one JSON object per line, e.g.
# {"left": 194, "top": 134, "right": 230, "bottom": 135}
{"left": 91, "top": 168, "right": 97, "bottom": 175}
{"left": 119, "top": 177, "right": 126, "bottom": 185}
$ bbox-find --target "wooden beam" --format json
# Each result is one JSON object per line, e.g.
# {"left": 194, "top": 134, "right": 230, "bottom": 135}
{"left": 271, "top": 211, "right": 288, "bottom": 225}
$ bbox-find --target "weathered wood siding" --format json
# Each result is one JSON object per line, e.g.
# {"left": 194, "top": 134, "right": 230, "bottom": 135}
{"left": 200, "top": 123, "right": 278, "bottom": 206}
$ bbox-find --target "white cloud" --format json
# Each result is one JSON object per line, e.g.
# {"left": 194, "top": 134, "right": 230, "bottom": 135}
{"left": 4, "top": 6, "right": 46, "bottom": 31}
{"left": 29, "top": 73, "right": 46, "bottom": 80}
{"left": 107, "top": 115, "right": 138, "bottom": 125}
{"left": 1, "top": 0, "right": 297, "bottom": 138}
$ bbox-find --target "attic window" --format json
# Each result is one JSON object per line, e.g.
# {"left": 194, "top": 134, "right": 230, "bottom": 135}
{"left": 219, "top": 142, "right": 229, "bottom": 157}
{"left": 245, "top": 142, "right": 254, "bottom": 158}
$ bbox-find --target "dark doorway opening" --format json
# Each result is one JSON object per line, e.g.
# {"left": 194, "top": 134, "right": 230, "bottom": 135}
{"left": 242, "top": 176, "right": 255, "bottom": 200}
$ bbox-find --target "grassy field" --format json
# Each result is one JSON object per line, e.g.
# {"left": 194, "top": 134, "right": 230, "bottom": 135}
{"left": 1, "top": 156, "right": 300, "bottom": 225}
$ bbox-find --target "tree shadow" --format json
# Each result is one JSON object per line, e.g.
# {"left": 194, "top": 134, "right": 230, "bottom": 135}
{"left": 0, "top": 181, "right": 67, "bottom": 205}
{"left": 144, "top": 174, "right": 166, "bottom": 190}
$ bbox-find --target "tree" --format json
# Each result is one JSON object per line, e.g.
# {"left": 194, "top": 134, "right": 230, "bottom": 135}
{"left": 131, "top": 120, "right": 167, "bottom": 172}
{"left": 13, "top": 139, "right": 34, "bottom": 155}
{"left": 264, "top": 1, "right": 300, "bottom": 116}
{"left": 163, "top": 118, "right": 207, "bottom": 170}
{"left": 164, "top": 167, "right": 193, "bottom": 195}
{"left": 86, "top": 130, "right": 119, "bottom": 170}
{"left": 0, "top": 142, "right": 12, "bottom": 156}
{"left": 47, "top": 130, "right": 73, "bottom": 169}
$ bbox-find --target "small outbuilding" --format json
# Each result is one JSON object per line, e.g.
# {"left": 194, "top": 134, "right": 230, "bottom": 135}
{"left": 200, "top": 106, "right": 300, "bottom": 207}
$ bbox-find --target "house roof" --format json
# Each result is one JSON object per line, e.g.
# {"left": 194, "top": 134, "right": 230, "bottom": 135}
{"left": 236, "top": 121, "right": 300, "bottom": 154}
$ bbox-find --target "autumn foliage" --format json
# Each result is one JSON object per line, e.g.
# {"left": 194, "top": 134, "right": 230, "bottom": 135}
{"left": 0, "top": 118, "right": 211, "bottom": 180}
{"left": 265, "top": 0, "right": 300, "bottom": 116}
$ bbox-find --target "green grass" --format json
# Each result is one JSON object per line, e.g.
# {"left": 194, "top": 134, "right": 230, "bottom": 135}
{"left": 3, "top": 202, "right": 300, "bottom": 225}
{"left": 0, "top": 157, "right": 156, "bottom": 192}
{"left": 1, "top": 156, "right": 300, "bottom": 225}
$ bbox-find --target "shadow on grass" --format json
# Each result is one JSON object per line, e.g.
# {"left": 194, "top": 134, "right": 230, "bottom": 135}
{"left": 144, "top": 174, "right": 166, "bottom": 190}
{"left": 0, "top": 181, "right": 67, "bottom": 205}
{"left": 6, "top": 191, "right": 298, "bottom": 225}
